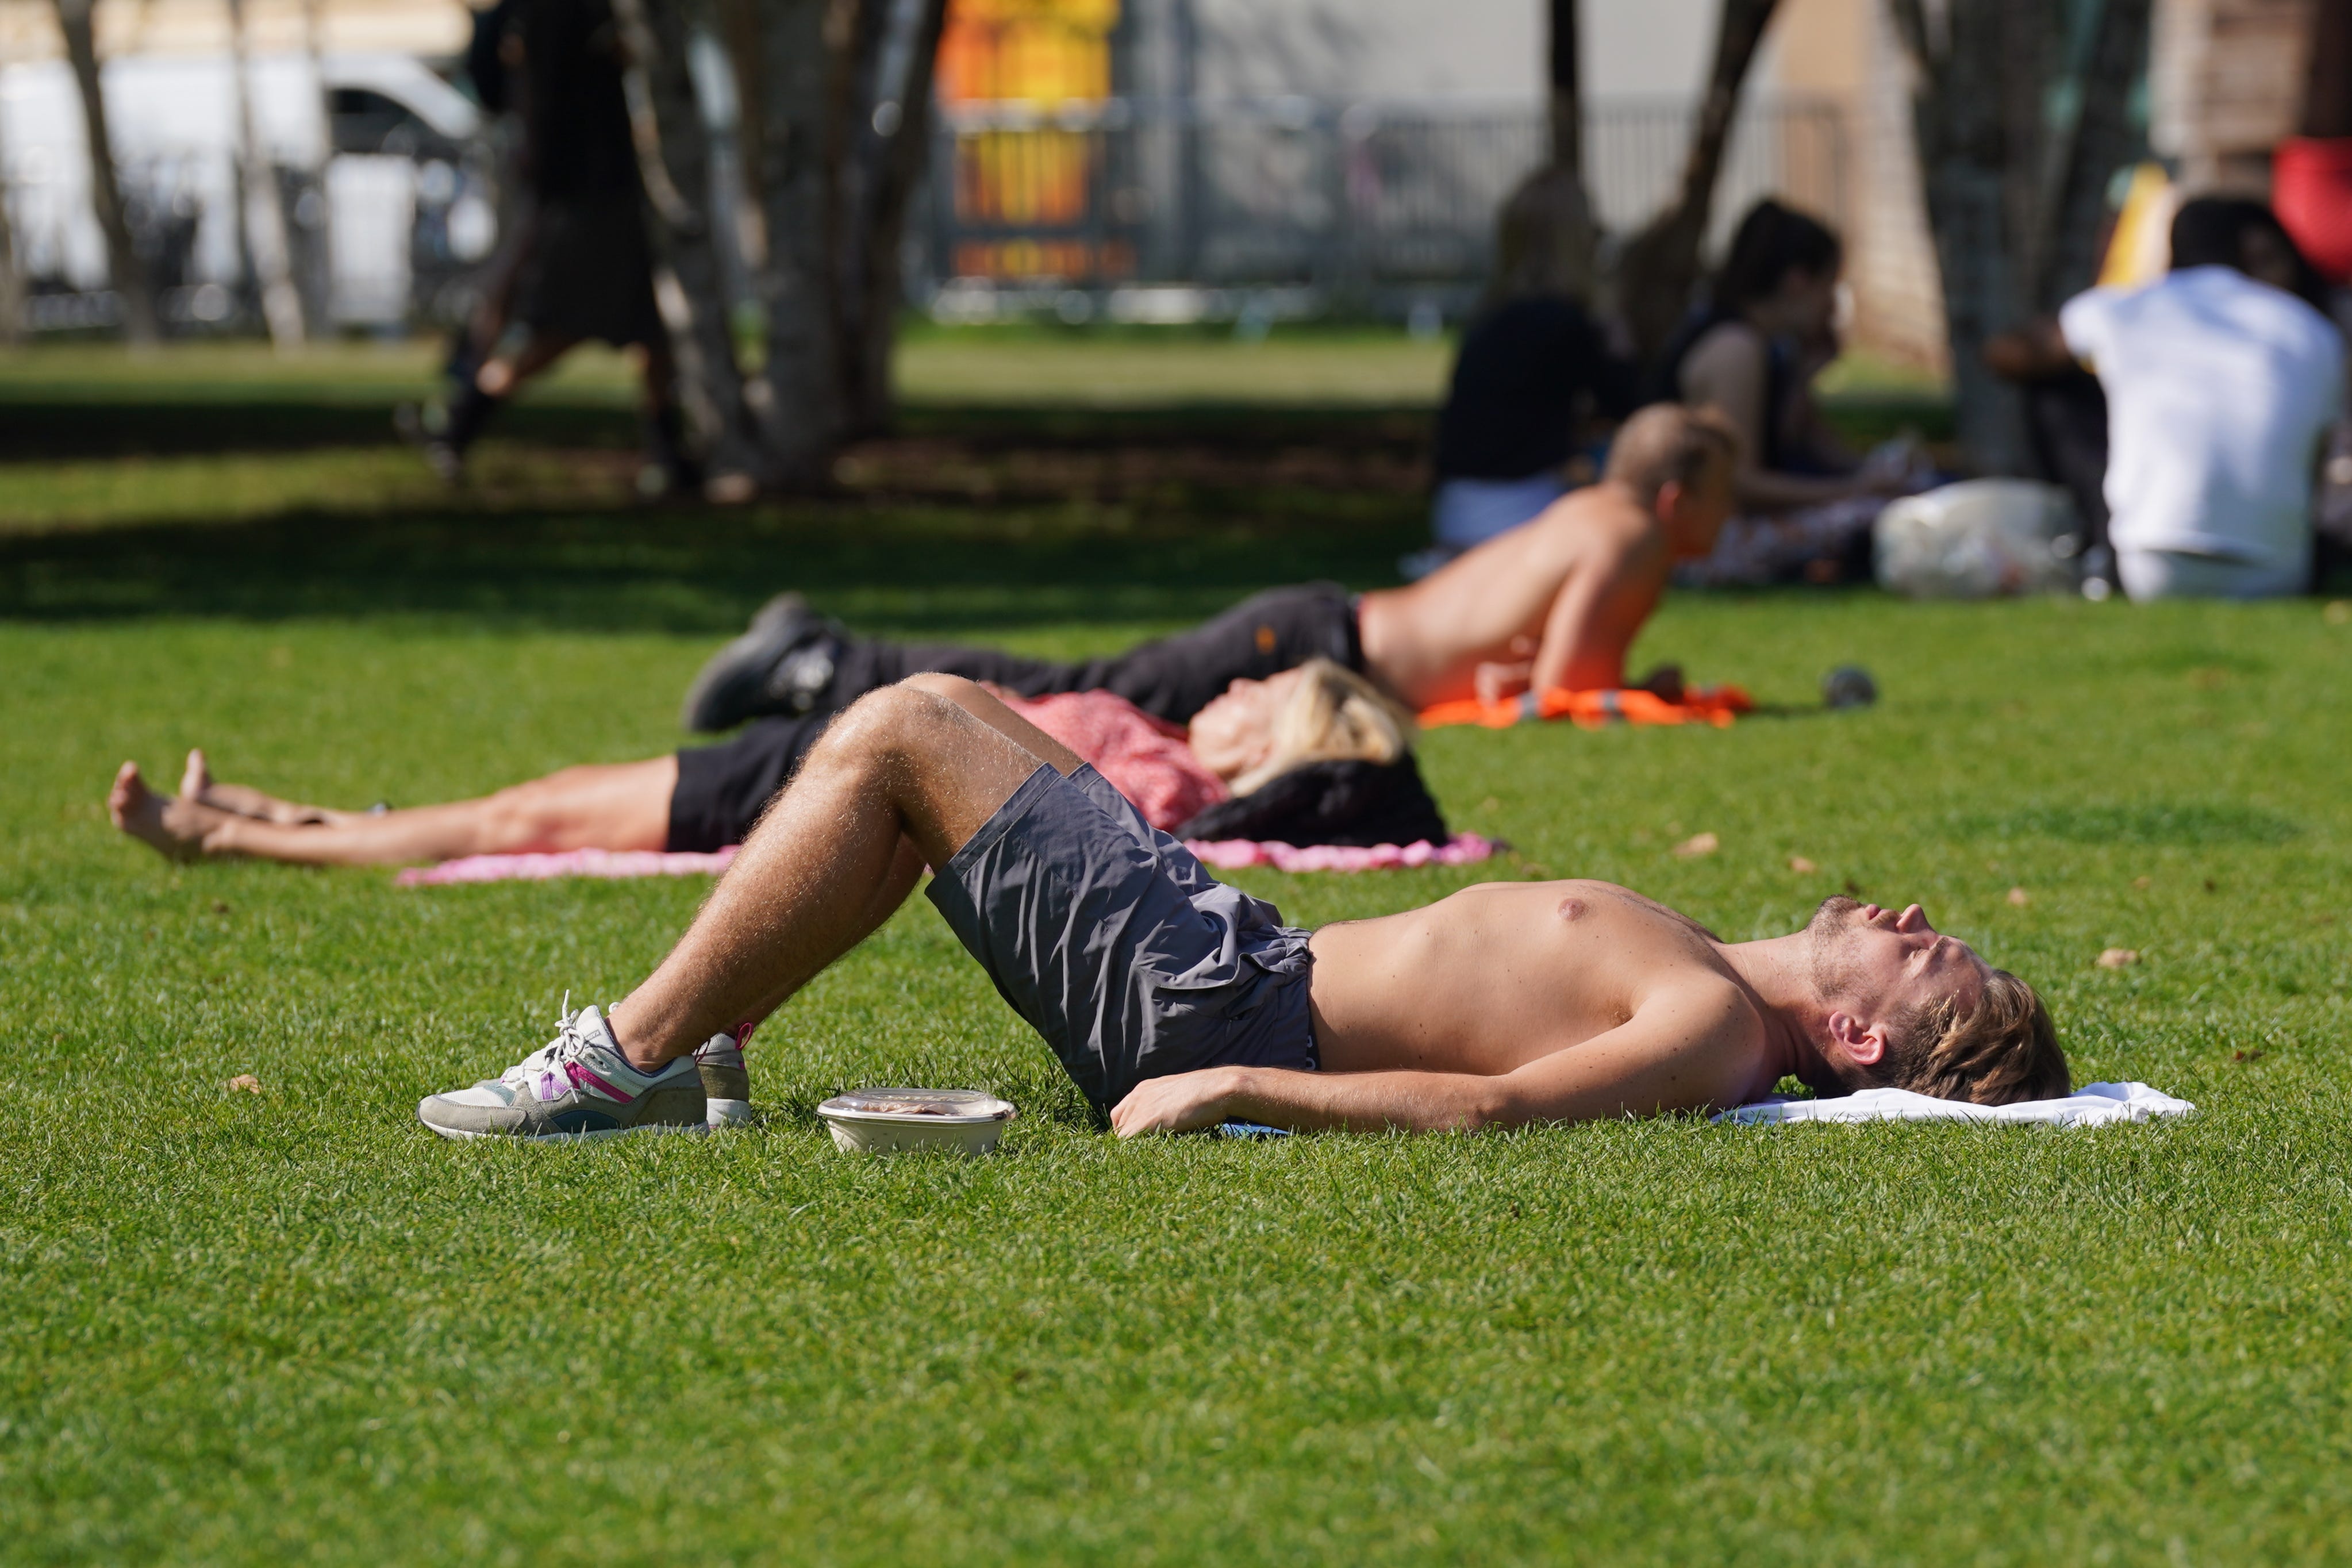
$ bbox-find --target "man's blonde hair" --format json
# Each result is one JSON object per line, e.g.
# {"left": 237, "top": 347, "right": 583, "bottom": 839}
{"left": 1229, "top": 658, "right": 1416, "bottom": 797}
{"left": 1604, "top": 403, "right": 1740, "bottom": 509}
{"left": 1878, "top": 969, "right": 2069, "bottom": 1105}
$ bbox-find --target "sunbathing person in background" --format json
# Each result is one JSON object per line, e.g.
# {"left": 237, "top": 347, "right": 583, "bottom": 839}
{"left": 681, "top": 403, "right": 1738, "bottom": 732}
{"left": 409, "top": 673, "right": 2067, "bottom": 1142}
{"left": 107, "top": 660, "right": 1429, "bottom": 867}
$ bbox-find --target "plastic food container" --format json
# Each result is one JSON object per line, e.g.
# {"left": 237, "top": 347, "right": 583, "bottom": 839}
{"left": 816, "top": 1089, "right": 1017, "bottom": 1156}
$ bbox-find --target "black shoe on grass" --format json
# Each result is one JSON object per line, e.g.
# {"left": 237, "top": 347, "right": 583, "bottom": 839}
{"left": 680, "top": 593, "right": 839, "bottom": 731}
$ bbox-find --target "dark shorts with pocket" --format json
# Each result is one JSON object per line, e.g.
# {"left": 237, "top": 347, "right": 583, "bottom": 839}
{"left": 925, "top": 764, "right": 1318, "bottom": 1113}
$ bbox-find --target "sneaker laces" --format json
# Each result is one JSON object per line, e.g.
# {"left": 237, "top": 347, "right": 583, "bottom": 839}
{"left": 500, "top": 993, "right": 609, "bottom": 1084}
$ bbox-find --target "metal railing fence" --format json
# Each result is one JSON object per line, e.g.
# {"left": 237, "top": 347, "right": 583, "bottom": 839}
{"left": 921, "top": 94, "right": 1850, "bottom": 319}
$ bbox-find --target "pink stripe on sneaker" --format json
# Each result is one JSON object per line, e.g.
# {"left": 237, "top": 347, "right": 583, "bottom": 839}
{"left": 568, "top": 1062, "right": 636, "bottom": 1104}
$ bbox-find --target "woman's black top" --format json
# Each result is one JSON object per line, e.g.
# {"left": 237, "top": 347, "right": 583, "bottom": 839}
{"left": 1432, "top": 295, "right": 1639, "bottom": 482}
{"left": 1649, "top": 305, "right": 1796, "bottom": 472}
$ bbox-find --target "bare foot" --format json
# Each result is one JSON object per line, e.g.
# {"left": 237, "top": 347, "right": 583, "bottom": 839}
{"left": 179, "top": 748, "right": 346, "bottom": 826}
{"left": 109, "top": 762, "right": 241, "bottom": 862}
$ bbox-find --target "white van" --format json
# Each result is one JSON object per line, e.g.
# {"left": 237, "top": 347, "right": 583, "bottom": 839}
{"left": 0, "top": 51, "right": 491, "bottom": 328}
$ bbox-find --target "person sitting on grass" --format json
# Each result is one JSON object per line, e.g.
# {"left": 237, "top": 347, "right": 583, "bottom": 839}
{"left": 681, "top": 403, "right": 1739, "bottom": 734}
{"left": 1651, "top": 199, "right": 1927, "bottom": 587}
{"left": 380, "top": 673, "right": 2067, "bottom": 1142}
{"left": 106, "top": 660, "right": 1426, "bottom": 867}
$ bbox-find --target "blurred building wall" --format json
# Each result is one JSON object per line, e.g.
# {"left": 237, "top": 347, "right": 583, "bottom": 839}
{"left": 1761, "top": 0, "right": 1950, "bottom": 370}
{"left": 2152, "top": 0, "right": 2319, "bottom": 190}
{"left": 0, "top": 0, "right": 468, "bottom": 62}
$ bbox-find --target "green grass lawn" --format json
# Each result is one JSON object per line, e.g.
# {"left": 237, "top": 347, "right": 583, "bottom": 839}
{"left": 3, "top": 341, "right": 2350, "bottom": 1564}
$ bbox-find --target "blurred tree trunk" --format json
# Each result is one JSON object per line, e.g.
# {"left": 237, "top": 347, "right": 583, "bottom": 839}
{"left": 2036, "top": 0, "right": 2153, "bottom": 307}
{"left": 52, "top": 0, "right": 160, "bottom": 345}
{"left": 299, "top": 0, "right": 333, "bottom": 336}
{"left": 749, "top": 0, "right": 841, "bottom": 490}
{"left": 1546, "top": 0, "right": 1582, "bottom": 172}
{"left": 1893, "top": 0, "right": 2151, "bottom": 475}
{"left": 1485, "top": 0, "right": 1599, "bottom": 316}
{"left": 1615, "top": 0, "right": 1783, "bottom": 363}
{"left": 832, "top": 0, "right": 949, "bottom": 439}
{"left": 613, "top": 0, "right": 761, "bottom": 493}
{"left": 0, "top": 101, "right": 23, "bottom": 342}
{"left": 721, "top": 0, "right": 947, "bottom": 490}
{"left": 227, "top": 0, "right": 306, "bottom": 348}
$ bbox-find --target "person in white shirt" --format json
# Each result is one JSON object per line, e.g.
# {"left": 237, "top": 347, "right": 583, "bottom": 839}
{"left": 1990, "top": 198, "right": 2346, "bottom": 600}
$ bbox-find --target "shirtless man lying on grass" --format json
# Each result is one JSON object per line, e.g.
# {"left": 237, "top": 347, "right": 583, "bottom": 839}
{"left": 680, "top": 403, "right": 1739, "bottom": 733}
{"left": 399, "top": 674, "right": 2065, "bottom": 1142}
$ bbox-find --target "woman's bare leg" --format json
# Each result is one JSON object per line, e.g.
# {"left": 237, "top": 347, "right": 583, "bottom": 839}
{"left": 109, "top": 756, "right": 678, "bottom": 866}
{"left": 180, "top": 749, "right": 366, "bottom": 826}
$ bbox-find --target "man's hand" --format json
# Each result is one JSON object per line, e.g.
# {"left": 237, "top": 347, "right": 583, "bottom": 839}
{"left": 1473, "top": 659, "right": 1535, "bottom": 706}
{"left": 1109, "top": 1067, "right": 1244, "bottom": 1137}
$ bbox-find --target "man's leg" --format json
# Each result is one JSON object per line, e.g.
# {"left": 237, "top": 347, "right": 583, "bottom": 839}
{"left": 606, "top": 678, "right": 1087, "bottom": 1070}
{"left": 692, "top": 583, "right": 1362, "bottom": 730}
{"left": 2023, "top": 370, "right": 2112, "bottom": 585}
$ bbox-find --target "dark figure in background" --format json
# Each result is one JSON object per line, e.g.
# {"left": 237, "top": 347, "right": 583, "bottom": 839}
{"left": 1652, "top": 199, "right": 1923, "bottom": 586}
{"left": 1987, "top": 197, "right": 2345, "bottom": 601}
{"left": 415, "top": 0, "right": 693, "bottom": 495}
{"left": 435, "top": 0, "right": 534, "bottom": 397}
{"left": 1416, "top": 178, "right": 1640, "bottom": 572}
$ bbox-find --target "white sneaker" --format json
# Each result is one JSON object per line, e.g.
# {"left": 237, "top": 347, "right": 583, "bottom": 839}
{"left": 693, "top": 1030, "right": 756, "bottom": 1128}
{"left": 418, "top": 1003, "right": 708, "bottom": 1142}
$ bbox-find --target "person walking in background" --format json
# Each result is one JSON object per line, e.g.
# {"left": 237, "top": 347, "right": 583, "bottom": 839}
{"left": 1653, "top": 199, "right": 1924, "bottom": 586}
{"left": 1986, "top": 198, "right": 2344, "bottom": 602}
{"left": 1410, "top": 178, "right": 1641, "bottom": 578}
{"left": 409, "top": 0, "right": 695, "bottom": 496}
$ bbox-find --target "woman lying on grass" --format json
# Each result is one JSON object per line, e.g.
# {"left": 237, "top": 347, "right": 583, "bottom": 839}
{"left": 397, "top": 672, "right": 2068, "bottom": 1141}
{"left": 107, "top": 659, "right": 1427, "bottom": 867}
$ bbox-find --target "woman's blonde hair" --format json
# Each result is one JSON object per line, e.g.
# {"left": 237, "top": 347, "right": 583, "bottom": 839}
{"left": 1229, "top": 658, "right": 1417, "bottom": 797}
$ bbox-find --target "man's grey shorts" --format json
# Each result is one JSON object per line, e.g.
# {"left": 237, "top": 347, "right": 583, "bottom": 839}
{"left": 926, "top": 764, "right": 1318, "bottom": 1113}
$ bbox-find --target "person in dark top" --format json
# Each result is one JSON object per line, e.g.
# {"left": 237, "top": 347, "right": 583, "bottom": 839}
{"left": 413, "top": 0, "right": 691, "bottom": 495}
{"left": 1652, "top": 199, "right": 1922, "bottom": 585}
{"left": 1419, "top": 176, "right": 1640, "bottom": 568}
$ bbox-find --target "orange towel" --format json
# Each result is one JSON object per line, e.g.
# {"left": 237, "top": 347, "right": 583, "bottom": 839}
{"left": 1419, "top": 684, "right": 1753, "bottom": 731}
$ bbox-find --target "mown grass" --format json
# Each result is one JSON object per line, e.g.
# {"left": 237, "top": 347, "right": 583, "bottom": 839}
{"left": 2, "top": 341, "right": 2349, "bottom": 1565}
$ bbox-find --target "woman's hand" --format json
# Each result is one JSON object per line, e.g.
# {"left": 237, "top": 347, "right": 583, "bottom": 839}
{"left": 1110, "top": 1067, "right": 1247, "bottom": 1137}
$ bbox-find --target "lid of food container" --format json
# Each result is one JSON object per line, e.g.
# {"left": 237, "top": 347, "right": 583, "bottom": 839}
{"left": 817, "top": 1088, "right": 1017, "bottom": 1123}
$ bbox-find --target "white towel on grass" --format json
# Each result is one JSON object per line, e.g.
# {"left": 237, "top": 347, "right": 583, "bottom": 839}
{"left": 1716, "top": 1081, "right": 2195, "bottom": 1128}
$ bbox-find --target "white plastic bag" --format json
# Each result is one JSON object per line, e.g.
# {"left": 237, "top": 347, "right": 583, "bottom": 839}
{"left": 1873, "top": 479, "right": 2081, "bottom": 598}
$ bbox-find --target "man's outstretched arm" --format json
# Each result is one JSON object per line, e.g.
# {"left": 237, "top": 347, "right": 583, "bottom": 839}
{"left": 1109, "top": 985, "right": 1757, "bottom": 1135}
{"left": 1523, "top": 534, "right": 1669, "bottom": 697}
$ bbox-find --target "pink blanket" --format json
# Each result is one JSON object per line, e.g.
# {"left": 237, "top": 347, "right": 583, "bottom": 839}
{"left": 395, "top": 833, "right": 1499, "bottom": 886}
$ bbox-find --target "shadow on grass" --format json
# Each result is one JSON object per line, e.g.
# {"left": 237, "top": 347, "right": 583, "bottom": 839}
{"left": 0, "top": 491, "right": 1427, "bottom": 633}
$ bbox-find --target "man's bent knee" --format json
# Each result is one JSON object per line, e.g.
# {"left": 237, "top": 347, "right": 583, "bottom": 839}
{"left": 805, "top": 683, "right": 964, "bottom": 770}
{"left": 897, "top": 671, "right": 989, "bottom": 704}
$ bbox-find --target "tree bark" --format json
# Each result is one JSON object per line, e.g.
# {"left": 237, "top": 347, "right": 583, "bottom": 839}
{"left": 1546, "top": 0, "right": 1581, "bottom": 174}
{"left": 750, "top": 0, "right": 844, "bottom": 490}
{"left": 833, "top": 0, "right": 948, "bottom": 437}
{"left": 2037, "top": 0, "right": 2152, "bottom": 308}
{"left": 1615, "top": 0, "right": 1784, "bottom": 363}
{"left": 0, "top": 90, "right": 23, "bottom": 342}
{"left": 612, "top": 0, "right": 760, "bottom": 488}
{"left": 1892, "top": 0, "right": 2151, "bottom": 475}
{"left": 1486, "top": 0, "right": 1596, "bottom": 315}
{"left": 52, "top": 0, "right": 160, "bottom": 344}
{"left": 228, "top": 0, "right": 306, "bottom": 348}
